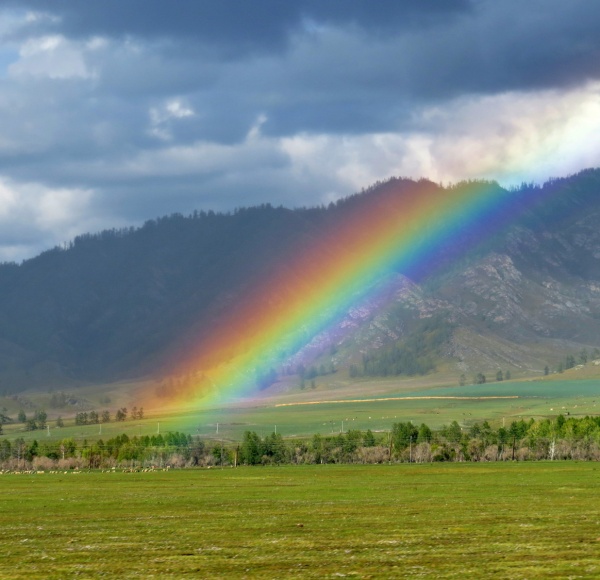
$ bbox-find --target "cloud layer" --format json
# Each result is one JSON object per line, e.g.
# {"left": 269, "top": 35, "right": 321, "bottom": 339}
{"left": 0, "top": 0, "right": 599, "bottom": 260}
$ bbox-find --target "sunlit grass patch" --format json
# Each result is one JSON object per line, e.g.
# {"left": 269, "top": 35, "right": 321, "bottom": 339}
{"left": 0, "top": 462, "right": 599, "bottom": 578}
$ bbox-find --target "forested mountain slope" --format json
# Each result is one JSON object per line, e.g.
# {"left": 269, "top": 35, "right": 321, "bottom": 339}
{"left": 0, "top": 205, "right": 331, "bottom": 388}
{"left": 0, "top": 169, "right": 600, "bottom": 392}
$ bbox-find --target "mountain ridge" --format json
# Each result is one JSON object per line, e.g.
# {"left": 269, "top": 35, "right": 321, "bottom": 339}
{"left": 0, "top": 169, "right": 599, "bottom": 393}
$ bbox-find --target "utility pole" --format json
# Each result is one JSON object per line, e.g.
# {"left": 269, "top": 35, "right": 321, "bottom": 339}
{"left": 157, "top": 422, "right": 160, "bottom": 434}
{"left": 216, "top": 422, "right": 219, "bottom": 435}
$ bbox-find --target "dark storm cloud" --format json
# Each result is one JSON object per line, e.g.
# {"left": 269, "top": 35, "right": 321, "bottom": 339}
{"left": 44, "top": 0, "right": 600, "bottom": 139}
{"left": 5, "top": 0, "right": 471, "bottom": 51}
{"left": 0, "top": 0, "right": 599, "bottom": 260}
{"left": 5, "top": 0, "right": 600, "bottom": 97}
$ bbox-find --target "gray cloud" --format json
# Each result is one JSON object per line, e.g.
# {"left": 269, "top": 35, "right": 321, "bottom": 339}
{"left": 0, "top": 0, "right": 598, "bottom": 260}
{"left": 3, "top": 1, "right": 472, "bottom": 51}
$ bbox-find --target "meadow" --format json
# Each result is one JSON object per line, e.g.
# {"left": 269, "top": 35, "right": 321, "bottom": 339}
{"left": 1, "top": 462, "right": 599, "bottom": 578}
{"left": 5, "top": 375, "right": 600, "bottom": 445}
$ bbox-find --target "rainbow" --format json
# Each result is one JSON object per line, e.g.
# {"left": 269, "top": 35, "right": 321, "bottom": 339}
{"left": 153, "top": 175, "right": 564, "bottom": 411}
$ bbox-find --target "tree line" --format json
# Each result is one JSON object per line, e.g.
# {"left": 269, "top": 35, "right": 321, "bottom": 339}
{"left": 2, "top": 413, "right": 600, "bottom": 470}
{"left": 6, "top": 406, "right": 146, "bottom": 432}
{"left": 0, "top": 432, "right": 201, "bottom": 470}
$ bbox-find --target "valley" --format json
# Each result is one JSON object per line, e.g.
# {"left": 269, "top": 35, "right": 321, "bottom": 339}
{"left": 1, "top": 170, "right": 600, "bottom": 449}
{"left": 3, "top": 365, "right": 600, "bottom": 444}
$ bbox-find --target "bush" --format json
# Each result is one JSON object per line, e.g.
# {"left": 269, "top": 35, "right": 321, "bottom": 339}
{"left": 32, "top": 456, "right": 56, "bottom": 471}
{"left": 356, "top": 446, "right": 389, "bottom": 464}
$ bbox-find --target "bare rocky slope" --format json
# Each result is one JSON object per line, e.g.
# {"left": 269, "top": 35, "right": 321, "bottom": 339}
{"left": 289, "top": 170, "right": 600, "bottom": 379}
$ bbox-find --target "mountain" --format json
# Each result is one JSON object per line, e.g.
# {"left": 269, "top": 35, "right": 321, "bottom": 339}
{"left": 1, "top": 169, "right": 600, "bottom": 393}
{"left": 0, "top": 205, "right": 330, "bottom": 389}
{"left": 297, "top": 169, "right": 600, "bottom": 379}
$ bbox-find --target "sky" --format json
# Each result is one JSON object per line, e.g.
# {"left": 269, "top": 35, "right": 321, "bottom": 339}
{"left": 0, "top": 0, "right": 599, "bottom": 261}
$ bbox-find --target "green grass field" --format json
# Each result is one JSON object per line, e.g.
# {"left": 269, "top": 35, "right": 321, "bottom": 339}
{"left": 4, "top": 375, "right": 600, "bottom": 445}
{"left": 1, "top": 462, "right": 599, "bottom": 578}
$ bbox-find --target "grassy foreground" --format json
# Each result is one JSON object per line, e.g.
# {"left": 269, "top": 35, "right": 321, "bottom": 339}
{"left": 1, "top": 463, "right": 600, "bottom": 579}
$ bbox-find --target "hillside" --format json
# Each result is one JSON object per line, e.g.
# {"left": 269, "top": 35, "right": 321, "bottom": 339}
{"left": 303, "top": 170, "right": 600, "bottom": 381}
{"left": 0, "top": 169, "right": 600, "bottom": 393}
{"left": 0, "top": 205, "right": 332, "bottom": 388}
